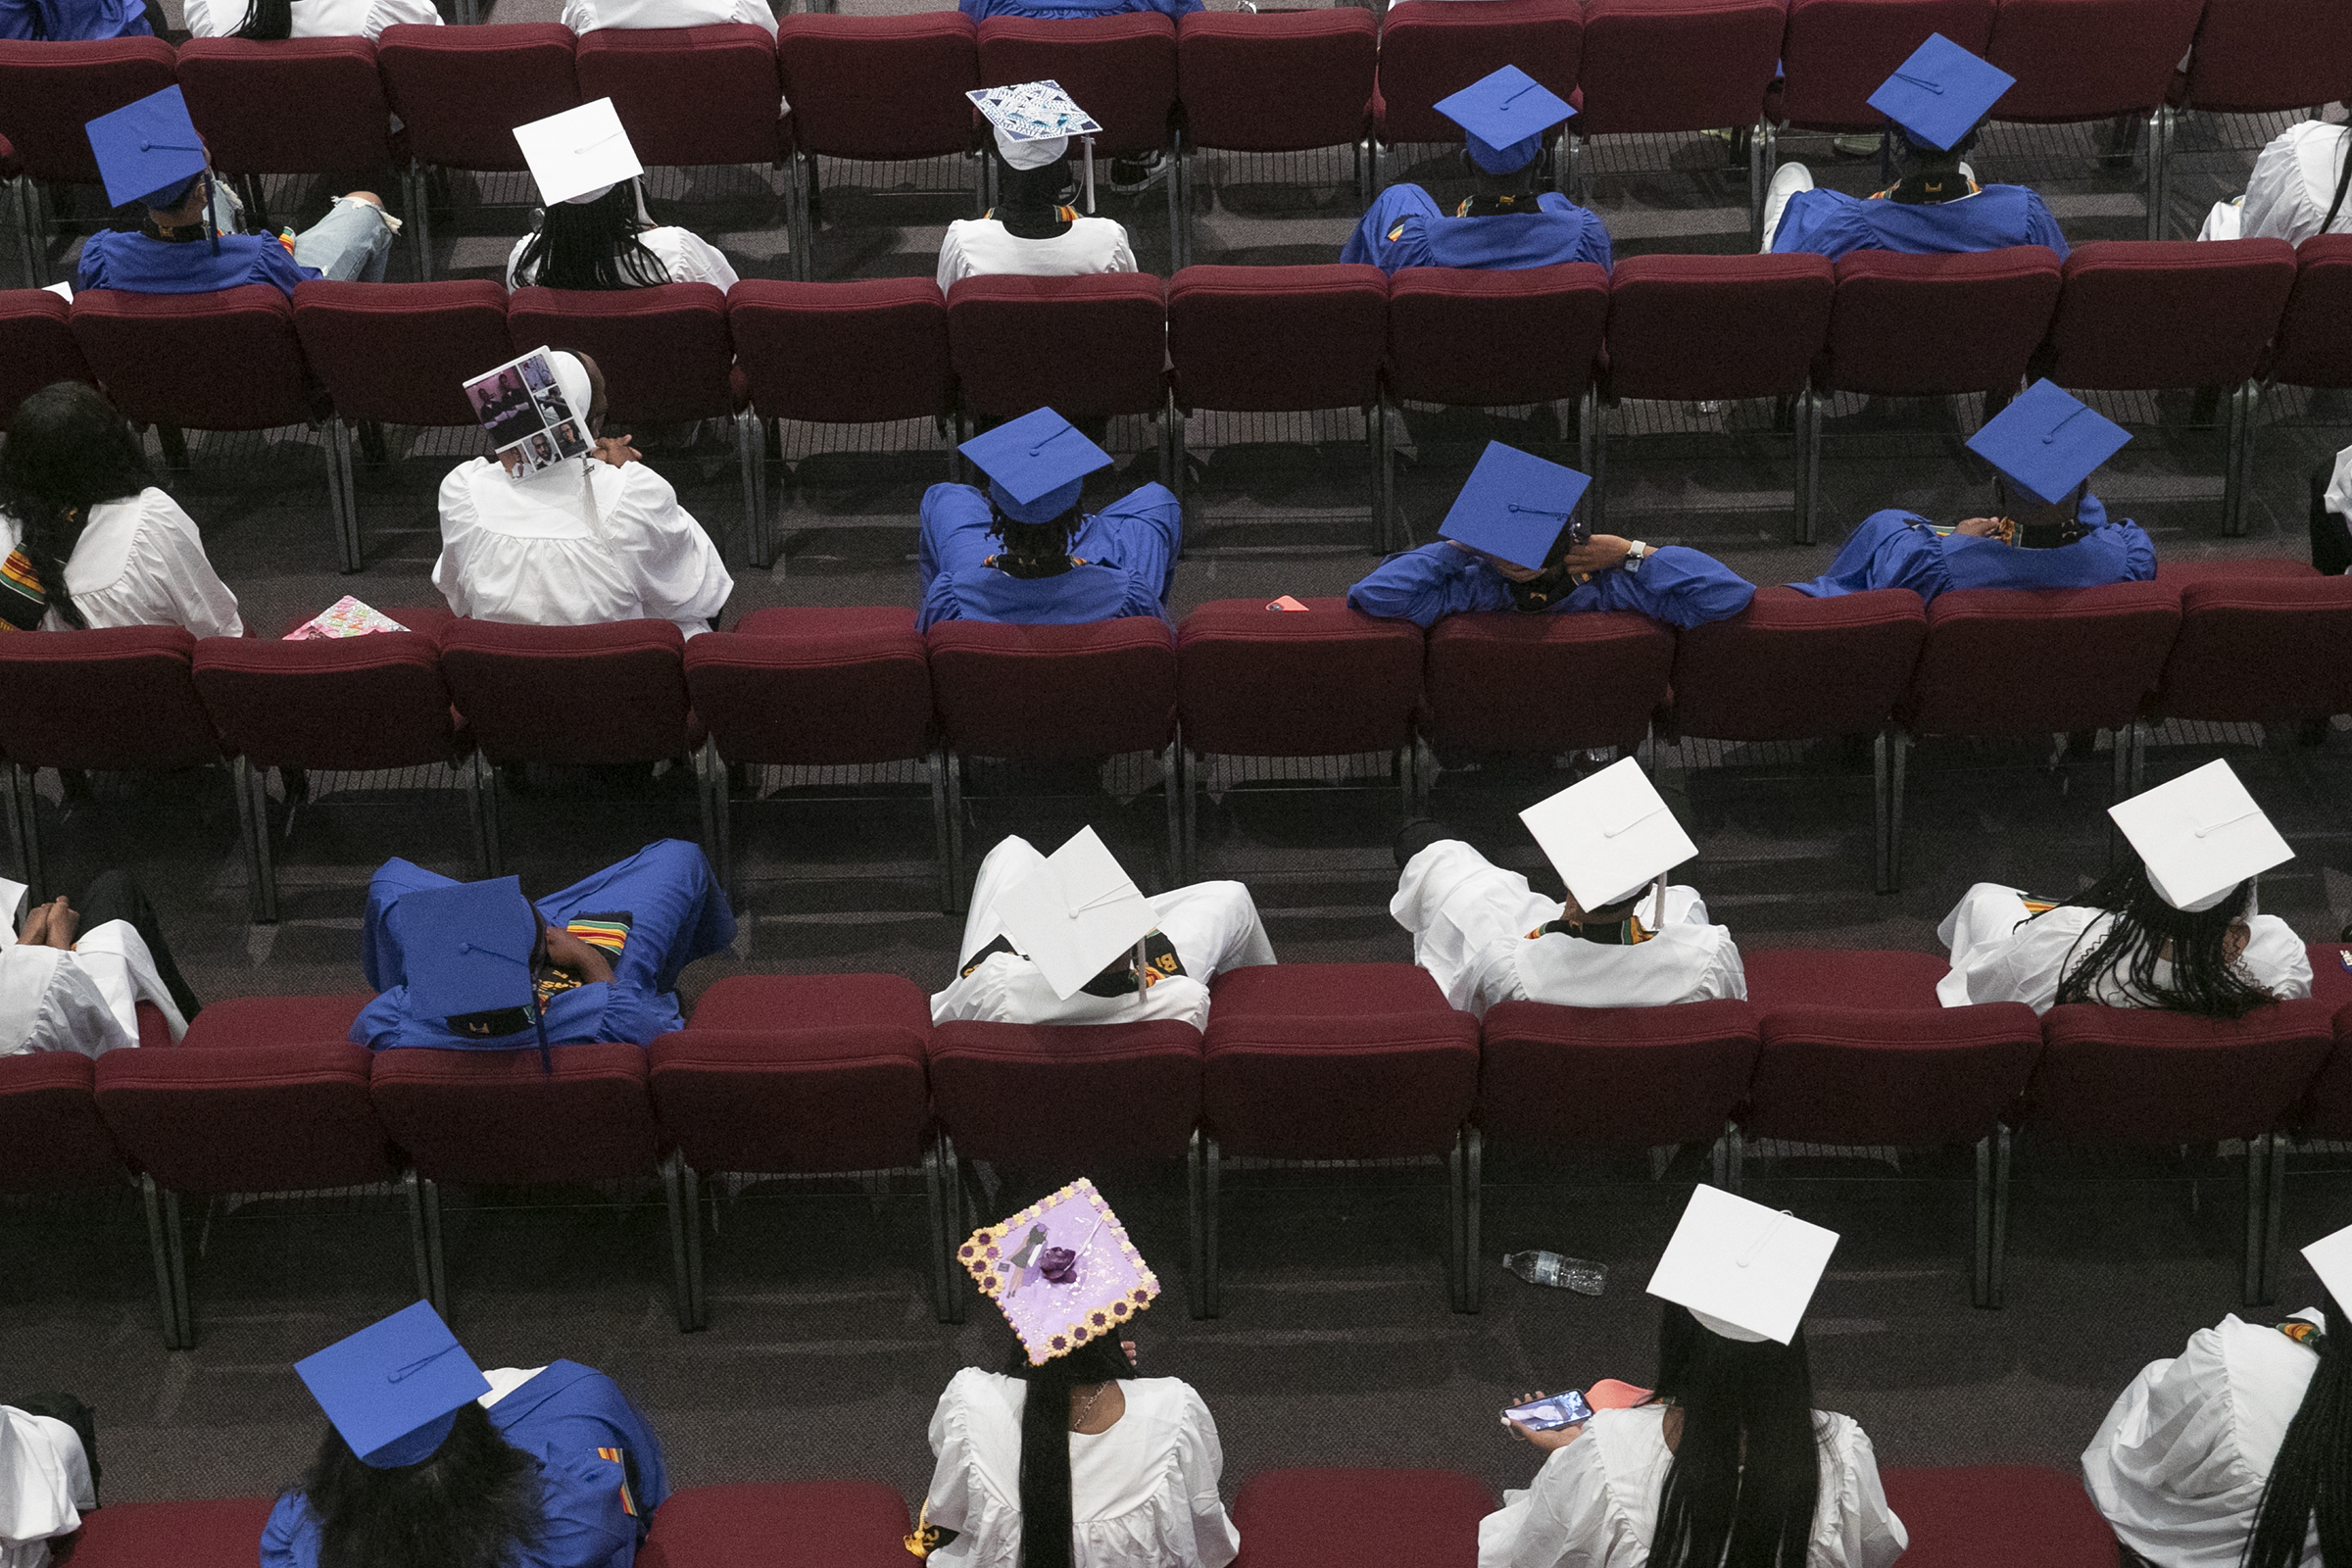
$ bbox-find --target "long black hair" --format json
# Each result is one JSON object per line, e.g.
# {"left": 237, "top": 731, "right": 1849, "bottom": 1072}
{"left": 1009, "top": 1330, "right": 1136, "bottom": 1568}
{"left": 511, "top": 181, "right": 670, "bottom": 291}
{"left": 0, "top": 381, "right": 153, "bottom": 630}
{"left": 2045, "top": 852, "right": 2279, "bottom": 1019}
{"left": 993, "top": 150, "right": 1073, "bottom": 241}
{"left": 2243, "top": 1291, "right": 2348, "bottom": 1568}
{"left": 295, "top": 1401, "right": 546, "bottom": 1568}
{"left": 231, "top": 0, "right": 292, "bottom": 39}
{"left": 1647, "top": 1302, "right": 1823, "bottom": 1568}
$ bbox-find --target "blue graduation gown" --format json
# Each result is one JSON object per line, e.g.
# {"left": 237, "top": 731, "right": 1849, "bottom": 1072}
{"left": 1347, "top": 542, "right": 1756, "bottom": 631}
{"left": 261, "top": 1362, "right": 668, "bottom": 1568}
{"left": 0, "top": 0, "right": 151, "bottom": 40}
{"left": 75, "top": 230, "right": 317, "bottom": 297}
{"left": 958, "top": 0, "right": 1196, "bottom": 19}
{"left": 1788, "top": 494, "right": 2156, "bottom": 604}
{"left": 1340, "top": 185, "right": 1613, "bottom": 275}
{"left": 916, "top": 480, "right": 1180, "bottom": 632}
{"left": 351, "top": 840, "right": 735, "bottom": 1053}
{"left": 1769, "top": 184, "right": 2069, "bottom": 262}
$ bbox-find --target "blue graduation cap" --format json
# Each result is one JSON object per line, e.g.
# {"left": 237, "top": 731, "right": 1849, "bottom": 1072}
{"left": 1965, "top": 378, "right": 2132, "bottom": 506}
{"left": 294, "top": 1300, "right": 490, "bottom": 1469}
{"left": 1435, "top": 66, "right": 1575, "bottom": 176}
{"left": 85, "top": 85, "right": 210, "bottom": 211}
{"left": 392, "top": 876, "right": 553, "bottom": 1070}
{"left": 958, "top": 407, "right": 1112, "bottom": 526}
{"left": 1866, "top": 33, "right": 2014, "bottom": 153}
{"left": 1439, "top": 441, "right": 1592, "bottom": 571}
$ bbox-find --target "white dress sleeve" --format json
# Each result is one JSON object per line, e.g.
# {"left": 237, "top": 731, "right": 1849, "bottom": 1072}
{"left": 0, "top": 1406, "right": 93, "bottom": 1551}
{"left": 937, "top": 224, "right": 975, "bottom": 294}
{"left": 2237, "top": 915, "right": 2313, "bottom": 1002}
{"left": 731, "top": 0, "right": 777, "bottom": 37}
{"left": 610, "top": 466, "right": 731, "bottom": 637}
{"left": 0, "top": 944, "right": 134, "bottom": 1059}
{"left": 1173, "top": 1384, "right": 1240, "bottom": 1568}
{"left": 924, "top": 1370, "right": 1022, "bottom": 1568}
{"left": 1476, "top": 1437, "right": 1637, "bottom": 1568}
{"left": 1816, "top": 1416, "right": 1908, "bottom": 1568}
{"left": 2082, "top": 1325, "right": 2279, "bottom": 1567}
{"left": 368, "top": 0, "right": 443, "bottom": 30}
{"left": 432, "top": 465, "right": 480, "bottom": 620}
{"left": 72, "top": 920, "right": 188, "bottom": 1044}
{"left": 136, "top": 491, "right": 243, "bottom": 639}
{"left": 646, "top": 227, "right": 740, "bottom": 291}
{"left": 560, "top": 0, "right": 599, "bottom": 30}
{"left": 181, "top": 0, "right": 224, "bottom": 34}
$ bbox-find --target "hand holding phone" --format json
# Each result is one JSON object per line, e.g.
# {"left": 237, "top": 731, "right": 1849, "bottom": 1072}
{"left": 1501, "top": 1390, "right": 1592, "bottom": 1434}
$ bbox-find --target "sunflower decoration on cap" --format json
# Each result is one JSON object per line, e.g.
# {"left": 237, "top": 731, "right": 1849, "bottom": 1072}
{"left": 959, "top": 1177, "right": 1158, "bottom": 1364}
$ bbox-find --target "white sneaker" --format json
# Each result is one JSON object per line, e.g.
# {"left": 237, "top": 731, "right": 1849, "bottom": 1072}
{"left": 1958, "top": 162, "right": 1977, "bottom": 184}
{"left": 1761, "top": 161, "right": 1814, "bottom": 250}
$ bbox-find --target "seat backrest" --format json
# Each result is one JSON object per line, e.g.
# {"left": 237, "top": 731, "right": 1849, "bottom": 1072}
{"left": 1818, "top": 246, "right": 2062, "bottom": 398}
{"left": 1899, "top": 580, "right": 2180, "bottom": 735}
{"left": 2040, "top": 239, "right": 2297, "bottom": 391}
{"left": 377, "top": 23, "right": 580, "bottom": 172}
{"left": 1175, "top": 8, "right": 1373, "bottom": 155}
{"left": 1774, "top": 0, "right": 1995, "bottom": 131}
{"left": 96, "top": 1041, "right": 395, "bottom": 1195}
{"left": 0, "top": 626, "right": 218, "bottom": 771}
{"left": 1670, "top": 586, "right": 1927, "bottom": 743}
{"left": 775, "top": 13, "right": 978, "bottom": 163}
{"left": 370, "top": 1043, "right": 662, "bottom": 1185}
{"left": 0, "top": 38, "right": 176, "bottom": 184}
{"left": 0, "top": 1054, "right": 125, "bottom": 1196}
{"left": 2149, "top": 574, "right": 2352, "bottom": 724}
{"left": 650, "top": 1025, "right": 931, "bottom": 1175}
{"left": 1984, "top": 0, "right": 2206, "bottom": 122}
{"left": 729, "top": 278, "right": 953, "bottom": 425}
{"left": 926, "top": 1017, "right": 1203, "bottom": 1164}
{"left": 925, "top": 615, "right": 1176, "bottom": 760}
{"left": 947, "top": 272, "right": 1167, "bottom": 421}
{"left": 2262, "top": 234, "right": 2352, "bottom": 392}
{"left": 1478, "top": 999, "right": 1760, "bottom": 1148}
{"left": 976, "top": 14, "right": 1176, "bottom": 157}
{"left": 2030, "top": 999, "right": 2334, "bottom": 1146}
{"left": 72, "top": 285, "right": 318, "bottom": 431}
{"left": 2179, "top": 0, "right": 2352, "bottom": 114}
{"left": 0, "top": 289, "right": 96, "bottom": 426}
{"left": 1572, "top": 0, "right": 1784, "bottom": 138}
{"left": 1604, "top": 253, "right": 1835, "bottom": 402}
{"left": 1746, "top": 1002, "right": 2043, "bottom": 1147}
{"left": 1423, "top": 610, "right": 1674, "bottom": 757}
{"left": 1880, "top": 1466, "right": 2126, "bottom": 1568}
{"left": 438, "top": 617, "right": 695, "bottom": 766}
{"left": 1176, "top": 596, "right": 1422, "bottom": 758}
{"left": 192, "top": 632, "right": 463, "bottom": 772}
{"left": 1231, "top": 1470, "right": 1497, "bottom": 1568}
{"left": 175, "top": 37, "right": 390, "bottom": 176}
{"left": 1385, "top": 262, "right": 1608, "bottom": 408}
{"left": 572, "top": 24, "right": 785, "bottom": 169}
{"left": 1166, "top": 264, "right": 1386, "bottom": 414}
{"left": 686, "top": 607, "right": 933, "bottom": 767}
{"left": 509, "top": 282, "right": 735, "bottom": 425}
{"left": 292, "top": 279, "right": 514, "bottom": 427}
{"left": 1373, "top": 0, "right": 1581, "bottom": 148}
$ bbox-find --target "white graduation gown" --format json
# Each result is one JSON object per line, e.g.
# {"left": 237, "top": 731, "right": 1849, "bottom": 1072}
{"left": 505, "top": 226, "right": 741, "bottom": 292}
{"left": 2199, "top": 121, "right": 2352, "bottom": 245}
{"left": 1478, "top": 1405, "right": 1907, "bottom": 1568}
{"left": 433, "top": 456, "right": 731, "bottom": 639}
{"left": 181, "top": 0, "right": 439, "bottom": 38}
{"left": 2082, "top": 1309, "right": 2327, "bottom": 1568}
{"left": 561, "top": 0, "right": 775, "bottom": 36}
{"left": 929, "top": 836, "right": 1277, "bottom": 1032}
{"left": 0, "top": 1406, "right": 95, "bottom": 1568}
{"left": 2323, "top": 443, "right": 2352, "bottom": 546}
{"left": 1391, "top": 840, "right": 1745, "bottom": 1018}
{"left": 1935, "top": 883, "right": 2313, "bottom": 1013}
{"left": 937, "top": 218, "right": 1139, "bottom": 293}
{"left": 922, "top": 1369, "right": 1241, "bottom": 1568}
{"left": 0, "top": 877, "right": 188, "bottom": 1058}
{"left": 1, "top": 489, "right": 242, "bottom": 638}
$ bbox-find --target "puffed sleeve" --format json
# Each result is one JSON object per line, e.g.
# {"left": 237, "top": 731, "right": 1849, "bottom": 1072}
{"left": 2236, "top": 128, "right": 2310, "bottom": 245}
{"left": 1348, "top": 543, "right": 1505, "bottom": 627}
{"left": 1817, "top": 1417, "right": 1907, "bottom": 1568}
{"left": 923, "top": 1370, "right": 1021, "bottom": 1568}
{"left": 731, "top": 0, "right": 777, "bottom": 35}
{"left": 1105, "top": 224, "right": 1138, "bottom": 274}
{"left": 672, "top": 231, "right": 740, "bottom": 292}
{"left": 181, "top": 0, "right": 222, "bottom": 35}
{"left": 433, "top": 464, "right": 480, "bottom": 618}
{"left": 0, "top": 1406, "right": 87, "bottom": 1545}
{"left": 370, "top": 0, "right": 444, "bottom": 30}
{"left": 2023, "top": 190, "right": 2070, "bottom": 261}
{"left": 140, "top": 491, "right": 244, "bottom": 638}
{"left": 560, "top": 0, "right": 597, "bottom": 30}
{"left": 1476, "top": 1438, "right": 1631, "bottom": 1568}
{"left": 610, "top": 467, "right": 730, "bottom": 636}
{"left": 936, "top": 225, "right": 973, "bottom": 294}
{"left": 2239, "top": 916, "right": 2314, "bottom": 1002}
{"left": 1596, "top": 546, "right": 1754, "bottom": 629}
{"left": 2082, "top": 1328, "right": 2274, "bottom": 1566}
{"left": 259, "top": 1493, "right": 318, "bottom": 1568}
{"left": 1175, "top": 1383, "right": 1241, "bottom": 1568}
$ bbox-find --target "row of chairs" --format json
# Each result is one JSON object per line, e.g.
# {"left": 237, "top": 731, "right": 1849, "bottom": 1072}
{"left": 11, "top": 943, "right": 2348, "bottom": 1352}
{"left": 54, "top": 1463, "right": 2123, "bottom": 1568}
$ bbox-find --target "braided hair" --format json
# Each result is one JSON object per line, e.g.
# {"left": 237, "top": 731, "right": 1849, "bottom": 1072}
{"left": 989, "top": 508, "right": 1079, "bottom": 580}
{"left": 511, "top": 181, "right": 671, "bottom": 291}
{"left": 2316, "top": 122, "right": 2352, "bottom": 239}
{"left": 0, "top": 381, "right": 153, "bottom": 630}
{"left": 231, "top": 0, "right": 293, "bottom": 38}
{"left": 2045, "top": 852, "right": 2279, "bottom": 1019}
{"left": 2242, "top": 1291, "right": 2347, "bottom": 1568}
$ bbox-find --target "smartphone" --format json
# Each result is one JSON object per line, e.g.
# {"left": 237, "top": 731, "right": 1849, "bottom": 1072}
{"left": 1502, "top": 1391, "right": 1593, "bottom": 1432}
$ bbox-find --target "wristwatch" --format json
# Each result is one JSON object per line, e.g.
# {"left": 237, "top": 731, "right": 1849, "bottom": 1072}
{"left": 1624, "top": 540, "right": 1649, "bottom": 572}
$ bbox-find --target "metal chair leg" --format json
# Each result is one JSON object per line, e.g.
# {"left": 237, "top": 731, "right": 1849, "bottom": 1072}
{"left": 1201, "top": 1133, "right": 1222, "bottom": 1318}
{"left": 940, "top": 1133, "right": 968, "bottom": 1323}
{"left": 2261, "top": 1130, "right": 2287, "bottom": 1306}
{"left": 403, "top": 162, "right": 434, "bottom": 281}
{"left": 2242, "top": 1129, "right": 2270, "bottom": 1305}
{"left": 929, "top": 743, "right": 956, "bottom": 915}
{"left": 1462, "top": 1126, "right": 1483, "bottom": 1314}
{"left": 139, "top": 1175, "right": 185, "bottom": 1349}
{"left": 1709, "top": 1130, "right": 1729, "bottom": 1187}
{"left": 660, "top": 1151, "right": 695, "bottom": 1332}
{"left": 1871, "top": 730, "right": 1892, "bottom": 895}
{"left": 1164, "top": 128, "right": 1183, "bottom": 271}
{"left": 694, "top": 736, "right": 730, "bottom": 905}
{"left": 922, "top": 1135, "right": 956, "bottom": 1323}
{"left": 325, "top": 416, "right": 363, "bottom": 572}
{"left": 1724, "top": 1125, "right": 1745, "bottom": 1194}
{"left": 2145, "top": 105, "right": 2171, "bottom": 240}
{"left": 1377, "top": 392, "right": 1396, "bottom": 554}
{"left": 467, "top": 753, "right": 503, "bottom": 876}
{"left": 1168, "top": 385, "right": 1189, "bottom": 547}
{"left": 1182, "top": 744, "right": 1200, "bottom": 886}
{"left": 11, "top": 763, "right": 44, "bottom": 905}
{"left": 1886, "top": 730, "right": 1909, "bottom": 892}
{"left": 12, "top": 175, "right": 45, "bottom": 287}
{"left": 1186, "top": 1129, "right": 1207, "bottom": 1319}
{"left": 234, "top": 756, "right": 278, "bottom": 924}
{"left": 403, "top": 1169, "right": 436, "bottom": 1305}
{"left": 162, "top": 1186, "right": 192, "bottom": 1348}
{"left": 1447, "top": 1128, "right": 1467, "bottom": 1313}
{"left": 420, "top": 1173, "right": 447, "bottom": 1313}
{"left": 1413, "top": 735, "right": 1436, "bottom": 816}
{"left": 1796, "top": 386, "right": 1823, "bottom": 545}
{"left": 945, "top": 749, "right": 966, "bottom": 914}
{"left": 733, "top": 407, "right": 766, "bottom": 567}
{"left": 2224, "top": 378, "right": 2258, "bottom": 537}
{"left": 1580, "top": 385, "right": 1606, "bottom": 536}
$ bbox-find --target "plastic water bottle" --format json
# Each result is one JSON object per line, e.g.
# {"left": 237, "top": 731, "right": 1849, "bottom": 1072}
{"left": 1503, "top": 1250, "right": 1607, "bottom": 1296}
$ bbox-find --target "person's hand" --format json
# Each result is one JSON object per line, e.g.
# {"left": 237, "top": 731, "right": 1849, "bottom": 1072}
{"left": 40, "top": 898, "right": 79, "bottom": 950}
{"left": 1559, "top": 534, "right": 1635, "bottom": 574}
{"left": 1952, "top": 516, "right": 2008, "bottom": 538}
{"left": 541, "top": 924, "right": 616, "bottom": 985}
{"left": 1501, "top": 1391, "right": 1584, "bottom": 1452}
{"left": 592, "top": 433, "right": 641, "bottom": 469}
{"left": 17, "top": 898, "right": 49, "bottom": 948}
{"left": 1120, "top": 1339, "right": 1139, "bottom": 1368}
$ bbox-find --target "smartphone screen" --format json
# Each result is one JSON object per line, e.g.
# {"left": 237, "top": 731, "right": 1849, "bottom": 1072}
{"left": 1502, "top": 1391, "right": 1594, "bottom": 1432}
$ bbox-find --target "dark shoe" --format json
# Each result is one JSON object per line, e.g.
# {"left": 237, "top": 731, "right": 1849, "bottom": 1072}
{"left": 1108, "top": 152, "right": 1168, "bottom": 195}
{"left": 1395, "top": 817, "right": 1455, "bottom": 870}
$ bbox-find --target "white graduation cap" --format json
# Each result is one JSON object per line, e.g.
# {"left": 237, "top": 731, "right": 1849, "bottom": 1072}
{"left": 1518, "top": 757, "right": 1697, "bottom": 918}
{"left": 991, "top": 826, "right": 1157, "bottom": 1001}
{"left": 513, "top": 97, "right": 644, "bottom": 208}
{"left": 1646, "top": 1184, "right": 1839, "bottom": 1346}
{"left": 2107, "top": 759, "right": 2293, "bottom": 914}
{"left": 2304, "top": 1219, "right": 2352, "bottom": 1311}
{"left": 968, "top": 80, "right": 1102, "bottom": 213}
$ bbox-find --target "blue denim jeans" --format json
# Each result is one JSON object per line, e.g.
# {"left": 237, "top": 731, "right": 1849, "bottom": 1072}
{"left": 290, "top": 195, "right": 397, "bottom": 283}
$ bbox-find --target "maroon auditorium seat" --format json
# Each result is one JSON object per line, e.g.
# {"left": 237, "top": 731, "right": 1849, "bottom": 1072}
{"left": 61, "top": 1496, "right": 282, "bottom": 1568}
{"left": 2148, "top": 570, "right": 2352, "bottom": 727}
{"left": 1200, "top": 964, "right": 1480, "bottom": 1313}
{"left": 2261, "top": 235, "right": 2352, "bottom": 396}
{"left": 181, "top": 994, "right": 371, "bottom": 1050}
{"left": 978, "top": 14, "right": 1177, "bottom": 164}
{"left": 0, "top": 1054, "right": 124, "bottom": 1198}
{"left": 947, "top": 271, "right": 1168, "bottom": 431}
{"left": 637, "top": 1482, "right": 911, "bottom": 1568}
{"left": 572, "top": 24, "right": 790, "bottom": 172}
{"left": 175, "top": 38, "right": 397, "bottom": 189}
{"left": 1768, "top": 0, "right": 1996, "bottom": 135}
{"left": 1741, "top": 948, "right": 1952, "bottom": 1012}
{"left": 2170, "top": 0, "right": 2352, "bottom": 117}
{"left": 1371, "top": 0, "right": 1580, "bottom": 152}
{"left": 1881, "top": 1465, "right": 2123, "bottom": 1568}
{"left": 653, "top": 973, "right": 940, "bottom": 1325}
{"left": 0, "top": 38, "right": 176, "bottom": 279}
{"left": 1571, "top": 0, "right": 1782, "bottom": 233}
{"left": 1984, "top": 0, "right": 2205, "bottom": 141}
{"left": 1230, "top": 1467, "right": 1495, "bottom": 1568}
{"left": 0, "top": 288, "right": 95, "bottom": 426}
{"left": 1423, "top": 610, "right": 1673, "bottom": 761}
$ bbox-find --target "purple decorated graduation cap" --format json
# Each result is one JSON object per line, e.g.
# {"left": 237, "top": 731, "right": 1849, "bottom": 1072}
{"left": 1965, "top": 378, "right": 2132, "bottom": 507}
{"left": 1439, "top": 441, "right": 1592, "bottom": 571}
{"left": 958, "top": 1177, "right": 1159, "bottom": 1364}
{"left": 1435, "top": 65, "right": 1574, "bottom": 175}
{"left": 85, "top": 85, "right": 210, "bottom": 211}
{"left": 295, "top": 1300, "right": 490, "bottom": 1468}
{"left": 1866, "top": 33, "right": 2014, "bottom": 153}
{"left": 959, "top": 408, "right": 1113, "bottom": 526}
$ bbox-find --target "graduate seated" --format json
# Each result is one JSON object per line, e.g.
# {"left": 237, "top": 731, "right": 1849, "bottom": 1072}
{"left": 2317, "top": 441, "right": 2352, "bottom": 578}
{"left": 920, "top": 1180, "right": 1239, "bottom": 1568}
{"left": 1763, "top": 36, "right": 2066, "bottom": 264}
{"left": 1481, "top": 1186, "right": 1907, "bottom": 1568}
{"left": 0, "top": 1394, "right": 98, "bottom": 1568}
{"left": 1, "top": 871, "right": 199, "bottom": 1059}
{"left": 1348, "top": 441, "right": 1755, "bottom": 632}
{"left": 436, "top": 349, "right": 732, "bottom": 638}
{"left": 1341, "top": 67, "right": 1611, "bottom": 276}
{"left": 265, "top": 1302, "right": 668, "bottom": 1568}
{"left": 939, "top": 85, "right": 1138, "bottom": 293}
{"left": 562, "top": 0, "right": 773, "bottom": 37}
{"left": 182, "top": 0, "right": 439, "bottom": 41}
{"left": 933, "top": 829, "right": 1275, "bottom": 1033}
{"left": 350, "top": 840, "right": 736, "bottom": 1054}
{"left": 1790, "top": 380, "right": 2154, "bottom": 605}
{"left": 1391, "top": 760, "right": 1744, "bottom": 1020}
{"left": 0, "top": 382, "right": 244, "bottom": 638}
{"left": 918, "top": 408, "right": 1179, "bottom": 633}
{"left": 2083, "top": 1218, "right": 2349, "bottom": 1568}
{"left": 507, "top": 106, "right": 739, "bottom": 292}
{"left": 0, "top": 0, "right": 155, "bottom": 40}
{"left": 1937, "top": 761, "right": 2313, "bottom": 1017}
{"left": 75, "top": 87, "right": 398, "bottom": 297}
{"left": 2199, "top": 106, "right": 2352, "bottom": 243}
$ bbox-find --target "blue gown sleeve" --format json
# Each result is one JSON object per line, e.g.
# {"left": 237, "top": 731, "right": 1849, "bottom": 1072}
{"left": 2023, "top": 190, "right": 2069, "bottom": 261}
{"left": 1072, "top": 481, "right": 1182, "bottom": 609}
{"left": 1787, "top": 510, "right": 1947, "bottom": 600}
{"left": 1586, "top": 547, "right": 1755, "bottom": 629}
{"left": 1537, "top": 195, "right": 1614, "bottom": 270}
{"left": 540, "top": 840, "right": 734, "bottom": 995}
{"left": 1340, "top": 185, "right": 1442, "bottom": 272}
{"left": 2075, "top": 491, "right": 2108, "bottom": 530}
{"left": 73, "top": 235, "right": 110, "bottom": 293}
{"left": 1769, "top": 190, "right": 1865, "bottom": 261}
{"left": 1347, "top": 543, "right": 1510, "bottom": 628}
{"left": 917, "top": 482, "right": 999, "bottom": 632}
{"left": 361, "top": 857, "right": 461, "bottom": 992}
{"left": 259, "top": 1493, "right": 317, "bottom": 1568}
{"left": 0, "top": 0, "right": 36, "bottom": 39}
